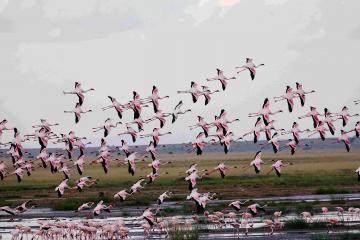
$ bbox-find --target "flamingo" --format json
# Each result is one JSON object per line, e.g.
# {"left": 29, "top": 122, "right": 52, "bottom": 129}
{"left": 146, "top": 86, "right": 169, "bottom": 113}
{"left": 74, "top": 176, "right": 97, "bottom": 192}
{"left": 63, "top": 82, "right": 95, "bottom": 106}
{"left": 262, "top": 120, "right": 284, "bottom": 141}
{"left": 247, "top": 203, "right": 267, "bottom": 216}
{"left": 148, "top": 158, "right": 171, "bottom": 174}
{"left": 200, "top": 86, "right": 220, "bottom": 105}
{"left": 64, "top": 103, "right": 92, "bottom": 124}
{"left": 300, "top": 212, "right": 313, "bottom": 222}
{"left": 186, "top": 163, "right": 198, "bottom": 175}
{"left": 73, "top": 137, "right": 91, "bottom": 157}
{"left": 266, "top": 160, "right": 291, "bottom": 177}
{"left": 158, "top": 191, "right": 173, "bottom": 205}
{"left": 145, "top": 110, "right": 172, "bottom": 128}
{"left": 32, "top": 119, "right": 59, "bottom": 133}
{"left": 228, "top": 200, "right": 249, "bottom": 212}
{"left": 142, "top": 208, "right": 157, "bottom": 227}
{"left": 334, "top": 106, "right": 359, "bottom": 127}
{"left": 126, "top": 117, "right": 146, "bottom": 132}
{"left": 15, "top": 200, "right": 34, "bottom": 214}
{"left": 354, "top": 121, "right": 360, "bottom": 138}
{"left": 267, "top": 132, "right": 280, "bottom": 153}
{"left": 299, "top": 106, "right": 320, "bottom": 128}
{"left": 274, "top": 86, "right": 295, "bottom": 112}
{"left": 75, "top": 202, "right": 94, "bottom": 213}
{"left": 130, "top": 91, "right": 148, "bottom": 119}
{"left": 185, "top": 170, "right": 202, "bottom": 191}
{"left": 242, "top": 117, "right": 263, "bottom": 143}
{"left": 206, "top": 68, "right": 236, "bottom": 91}
{"left": 102, "top": 96, "right": 130, "bottom": 119}
{"left": 146, "top": 171, "right": 160, "bottom": 183}
{"left": 0, "top": 160, "right": 7, "bottom": 180}
{"left": 236, "top": 58, "right": 264, "bottom": 80}
{"left": 243, "top": 151, "right": 264, "bottom": 174}
{"left": 93, "top": 200, "right": 112, "bottom": 216}
{"left": 177, "top": 81, "right": 202, "bottom": 103}
{"left": 120, "top": 140, "right": 131, "bottom": 157}
{"left": 55, "top": 179, "right": 71, "bottom": 198}
{"left": 293, "top": 82, "right": 315, "bottom": 107}
{"left": 129, "top": 178, "right": 146, "bottom": 194}
{"left": 92, "top": 118, "right": 121, "bottom": 137}
{"left": 356, "top": 167, "right": 360, "bottom": 182}
{"left": 220, "top": 132, "right": 235, "bottom": 154}
{"left": 323, "top": 108, "right": 338, "bottom": 135}
{"left": 248, "top": 98, "right": 283, "bottom": 125}
{"left": 285, "top": 139, "right": 298, "bottom": 155}
{"left": 281, "top": 122, "right": 310, "bottom": 144}
{"left": 140, "top": 128, "right": 171, "bottom": 147}
{"left": 205, "top": 162, "right": 229, "bottom": 179}
{"left": 0, "top": 119, "right": 12, "bottom": 139}
{"left": 189, "top": 116, "right": 210, "bottom": 137}
{"left": 336, "top": 130, "right": 352, "bottom": 152}
{"left": 308, "top": 121, "right": 328, "bottom": 141}
{"left": 124, "top": 152, "right": 145, "bottom": 176}
{"left": 145, "top": 141, "right": 157, "bottom": 160}
{"left": 114, "top": 190, "right": 131, "bottom": 202}
{"left": 118, "top": 125, "right": 139, "bottom": 143}
{"left": 171, "top": 101, "right": 191, "bottom": 123}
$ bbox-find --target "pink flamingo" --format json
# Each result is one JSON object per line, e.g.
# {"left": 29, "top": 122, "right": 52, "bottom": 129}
{"left": 206, "top": 68, "right": 236, "bottom": 91}
{"left": 248, "top": 98, "right": 283, "bottom": 125}
{"left": 63, "top": 82, "right": 94, "bottom": 106}
{"left": 189, "top": 116, "right": 210, "bottom": 137}
{"left": 308, "top": 121, "right": 328, "bottom": 141}
{"left": 118, "top": 125, "right": 139, "bottom": 143}
{"left": 293, "top": 82, "right": 315, "bottom": 107}
{"left": 146, "top": 85, "right": 169, "bottom": 113}
{"left": 145, "top": 110, "right": 172, "bottom": 128}
{"left": 266, "top": 160, "right": 292, "bottom": 177}
{"left": 242, "top": 117, "right": 263, "bottom": 143}
{"left": 64, "top": 103, "right": 92, "bottom": 124}
{"left": 274, "top": 86, "right": 295, "bottom": 112}
{"left": 171, "top": 101, "right": 191, "bottom": 123}
{"left": 236, "top": 58, "right": 265, "bottom": 80}
{"left": 299, "top": 106, "right": 320, "bottom": 128}
{"left": 200, "top": 86, "right": 220, "bottom": 105}
{"left": 92, "top": 118, "right": 121, "bottom": 137}
{"left": 140, "top": 128, "right": 171, "bottom": 147}
{"left": 114, "top": 190, "right": 131, "bottom": 202}
{"left": 177, "top": 81, "right": 202, "bottom": 103}
{"left": 243, "top": 151, "right": 264, "bottom": 174}
{"left": 102, "top": 96, "right": 130, "bottom": 119}
{"left": 55, "top": 179, "right": 71, "bottom": 197}
{"left": 205, "top": 162, "right": 229, "bottom": 179}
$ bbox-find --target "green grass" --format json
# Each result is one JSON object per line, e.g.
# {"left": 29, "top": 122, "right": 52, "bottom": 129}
{"left": 168, "top": 226, "right": 200, "bottom": 240}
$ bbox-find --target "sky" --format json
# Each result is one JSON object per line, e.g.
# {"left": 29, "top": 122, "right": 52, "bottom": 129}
{"left": 0, "top": 0, "right": 359, "bottom": 147}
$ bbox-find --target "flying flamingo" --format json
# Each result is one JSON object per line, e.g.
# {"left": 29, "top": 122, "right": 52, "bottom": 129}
{"left": 126, "top": 117, "right": 146, "bottom": 132}
{"left": 266, "top": 160, "right": 292, "bottom": 177}
{"left": 267, "top": 132, "right": 280, "bottom": 153}
{"left": 335, "top": 130, "right": 352, "bottom": 152}
{"left": 145, "top": 110, "right": 172, "bottom": 128}
{"left": 205, "top": 162, "right": 229, "bottom": 179}
{"left": 123, "top": 152, "right": 146, "bottom": 176}
{"left": 293, "top": 82, "right": 315, "bottom": 107}
{"left": 146, "top": 86, "right": 169, "bottom": 113}
{"left": 114, "top": 190, "right": 131, "bottom": 202}
{"left": 118, "top": 125, "right": 139, "bottom": 143}
{"left": 355, "top": 167, "right": 360, "bottom": 182}
{"left": 130, "top": 91, "right": 148, "bottom": 119}
{"left": 74, "top": 176, "right": 97, "bottom": 192}
{"left": 171, "top": 101, "right": 191, "bottom": 123}
{"left": 274, "top": 86, "right": 295, "bottom": 112}
{"left": 177, "top": 81, "right": 202, "bottom": 103}
{"left": 247, "top": 203, "right": 267, "bottom": 216}
{"left": 0, "top": 160, "right": 7, "bottom": 180}
{"left": 189, "top": 116, "right": 210, "bottom": 137}
{"left": 55, "top": 179, "right": 71, "bottom": 198}
{"left": 206, "top": 68, "right": 236, "bottom": 91}
{"left": 158, "top": 191, "right": 173, "bottom": 205}
{"left": 145, "top": 141, "right": 157, "bottom": 160}
{"left": 220, "top": 132, "right": 235, "bottom": 154}
{"left": 334, "top": 106, "right": 359, "bottom": 127}
{"left": 186, "top": 163, "right": 198, "bottom": 175}
{"left": 322, "top": 108, "right": 338, "bottom": 135}
{"left": 64, "top": 103, "right": 92, "bottom": 124}
{"left": 281, "top": 122, "right": 310, "bottom": 144}
{"left": 129, "top": 178, "right": 146, "bottom": 194}
{"left": 92, "top": 118, "right": 122, "bottom": 137}
{"left": 32, "top": 119, "right": 59, "bottom": 133}
{"left": 102, "top": 96, "right": 130, "bottom": 119}
{"left": 308, "top": 121, "right": 328, "bottom": 141}
{"left": 185, "top": 170, "right": 202, "bottom": 191}
{"left": 228, "top": 200, "right": 250, "bottom": 211}
{"left": 248, "top": 98, "right": 283, "bottom": 125}
{"left": 63, "top": 82, "right": 94, "bottom": 106}
{"left": 242, "top": 117, "right": 263, "bottom": 143}
{"left": 0, "top": 119, "right": 12, "bottom": 139}
{"left": 93, "top": 200, "right": 112, "bottom": 216}
{"left": 75, "top": 202, "right": 94, "bottom": 213}
{"left": 299, "top": 106, "right": 320, "bottom": 128}
{"left": 140, "top": 128, "right": 171, "bottom": 147}
{"left": 236, "top": 58, "right": 264, "bottom": 80}
{"left": 262, "top": 120, "right": 285, "bottom": 141}
{"left": 243, "top": 151, "right": 264, "bottom": 174}
{"left": 120, "top": 140, "right": 131, "bottom": 157}
{"left": 200, "top": 86, "right": 220, "bottom": 105}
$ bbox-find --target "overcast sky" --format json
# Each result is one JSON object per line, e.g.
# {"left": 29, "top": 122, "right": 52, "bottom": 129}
{"left": 0, "top": 0, "right": 359, "bottom": 147}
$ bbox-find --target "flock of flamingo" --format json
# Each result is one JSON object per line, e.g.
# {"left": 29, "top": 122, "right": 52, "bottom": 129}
{"left": 0, "top": 58, "right": 360, "bottom": 239}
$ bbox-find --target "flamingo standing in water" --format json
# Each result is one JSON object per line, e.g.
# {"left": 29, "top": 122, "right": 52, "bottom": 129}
{"left": 177, "top": 81, "right": 202, "bottom": 103}
{"left": 236, "top": 58, "right": 264, "bottom": 80}
{"left": 64, "top": 103, "right": 92, "bottom": 124}
{"left": 63, "top": 82, "right": 94, "bottom": 106}
{"left": 102, "top": 96, "right": 130, "bottom": 119}
{"left": 274, "top": 86, "right": 295, "bottom": 112}
{"left": 171, "top": 101, "right": 191, "bottom": 123}
{"left": 248, "top": 98, "right": 283, "bottom": 125}
{"left": 243, "top": 151, "right": 264, "bottom": 174}
{"left": 293, "top": 82, "right": 315, "bottom": 107}
{"left": 200, "top": 86, "right": 220, "bottom": 105}
{"left": 146, "top": 86, "right": 169, "bottom": 113}
{"left": 267, "top": 160, "right": 292, "bottom": 177}
{"left": 299, "top": 106, "right": 320, "bottom": 128}
{"left": 92, "top": 118, "right": 122, "bottom": 137}
{"left": 206, "top": 68, "right": 236, "bottom": 91}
